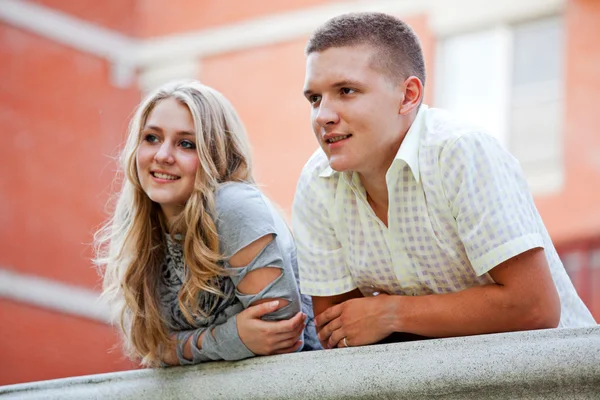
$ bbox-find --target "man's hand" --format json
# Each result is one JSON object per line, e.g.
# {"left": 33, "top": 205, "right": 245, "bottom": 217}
{"left": 237, "top": 300, "right": 307, "bottom": 355}
{"left": 315, "top": 294, "right": 397, "bottom": 349}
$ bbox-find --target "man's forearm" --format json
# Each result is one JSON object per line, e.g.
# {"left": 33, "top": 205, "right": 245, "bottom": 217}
{"left": 389, "top": 283, "right": 559, "bottom": 338}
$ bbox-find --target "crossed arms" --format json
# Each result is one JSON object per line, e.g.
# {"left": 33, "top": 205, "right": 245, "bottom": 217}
{"left": 160, "top": 234, "right": 307, "bottom": 365}
{"left": 314, "top": 247, "right": 560, "bottom": 349}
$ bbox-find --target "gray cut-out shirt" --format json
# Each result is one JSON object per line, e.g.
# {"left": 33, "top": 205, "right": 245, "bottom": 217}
{"left": 158, "top": 182, "right": 320, "bottom": 364}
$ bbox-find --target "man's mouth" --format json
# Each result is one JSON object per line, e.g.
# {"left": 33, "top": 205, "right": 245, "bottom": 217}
{"left": 151, "top": 172, "right": 180, "bottom": 180}
{"left": 326, "top": 134, "right": 352, "bottom": 144}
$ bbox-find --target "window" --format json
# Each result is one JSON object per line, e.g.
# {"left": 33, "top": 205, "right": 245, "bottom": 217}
{"left": 557, "top": 238, "right": 600, "bottom": 318}
{"left": 435, "top": 16, "right": 564, "bottom": 195}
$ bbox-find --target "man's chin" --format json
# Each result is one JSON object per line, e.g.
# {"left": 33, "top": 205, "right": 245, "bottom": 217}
{"left": 328, "top": 157, "right": 353, "bottom": 173}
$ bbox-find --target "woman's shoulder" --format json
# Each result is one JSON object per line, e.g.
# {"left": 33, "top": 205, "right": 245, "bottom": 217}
{"left": 216, "top": 181, "right": 261, "bottom": 201}
{"left": 214, "top": 182, "right": 288, "bottom": 257}
{"left": 214, "top": 181, "right": 266, "bottom": 216}
{"left": 213, "top": 181, "right": 279, "bottom": 231}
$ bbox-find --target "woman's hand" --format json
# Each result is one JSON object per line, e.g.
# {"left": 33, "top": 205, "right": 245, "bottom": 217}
{"left": 159, "top": 333, "right": 182, "bottom": 367}
{"left": 237, "top": 300, "right": 306, "bottom": 355}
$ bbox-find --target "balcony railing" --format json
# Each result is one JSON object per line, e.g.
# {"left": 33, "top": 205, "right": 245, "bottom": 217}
{"left": 1, "top": 326, "right": 599, "bottom": 399}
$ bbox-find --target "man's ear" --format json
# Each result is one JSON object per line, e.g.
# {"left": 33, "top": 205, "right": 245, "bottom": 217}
{"left": 399, "top": 76, "right": 423, "bottom": 115}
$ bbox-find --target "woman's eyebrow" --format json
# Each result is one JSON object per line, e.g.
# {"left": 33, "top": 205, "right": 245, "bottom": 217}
{"left": 143, "top": 125, "right": 195, "bottom": 136}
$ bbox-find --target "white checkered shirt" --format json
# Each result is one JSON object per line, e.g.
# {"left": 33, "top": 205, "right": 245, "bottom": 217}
{"left": 292, "top": 105, "right": 595, "bottom": 328}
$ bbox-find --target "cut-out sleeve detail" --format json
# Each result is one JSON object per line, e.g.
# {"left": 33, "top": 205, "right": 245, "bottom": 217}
{"left": 225, "top": 238, "right": 300, "bottom": 321}
{"left": 169, "top": 182, "right": 310, "bottom": 365}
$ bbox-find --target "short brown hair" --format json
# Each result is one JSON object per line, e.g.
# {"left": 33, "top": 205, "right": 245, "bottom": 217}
{"left": 306, "top": 12, "right": 426, "bottom": 86}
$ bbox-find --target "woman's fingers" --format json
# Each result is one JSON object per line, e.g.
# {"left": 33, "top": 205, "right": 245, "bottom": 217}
{"left": 243, "top": 300, "right": 281, "bottom": 319}
{"left": 265, "top": 311, "right": 306, "bottom": 335}
{"left": 238, "top": 304, "right": 307, "bottom": 354}
{"left": 274, "top": 320, "right": 305, "bottom": 342}
{"left": 261, "top": 315, "right": 306, "bottom": 353}
{"left": 273, "top": 340, "right": 303, "bottom": 355}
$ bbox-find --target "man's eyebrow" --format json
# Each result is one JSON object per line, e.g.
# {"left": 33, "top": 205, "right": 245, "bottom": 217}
{"left": 303, "top": 88, "right": 315, "bottom": 98}
{"left": 303, "top": 80, "right": 363, "bottom": 97}
{"left": 331, "top": 79, "right": 363, "bottom": 88}
{"left": 142, "top": 125, "right": 195, "bottom": 136}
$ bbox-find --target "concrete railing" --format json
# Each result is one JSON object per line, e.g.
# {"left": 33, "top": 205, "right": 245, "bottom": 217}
{"left": 2, "top": 326, "right": 599, "bottom": 399}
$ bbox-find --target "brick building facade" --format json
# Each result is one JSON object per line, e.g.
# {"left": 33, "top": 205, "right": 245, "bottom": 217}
{"left": 1, "top": 0, "right": 598, "bottom": 385}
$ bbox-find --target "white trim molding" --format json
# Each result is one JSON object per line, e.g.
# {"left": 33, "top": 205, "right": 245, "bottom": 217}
{"left": 0, "top": 0, "right": 566, "bottom": 88}
{"left": 428, "top": 0, "right": 566, "bottom": 36}
{"left": 133, "top": 0, "right": 427, "bottom": 66}
{"left": 138, "top": 59, "right": 201, "bottom": 93}
{"left": 0, "top": 0, "right": 138, "bottom": 88}
{"left": 0, "top": 268, "right": 110, "bottom": 324}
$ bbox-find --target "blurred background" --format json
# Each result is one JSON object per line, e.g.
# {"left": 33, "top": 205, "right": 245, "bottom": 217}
{"left": 1, "top": 0, "right": 599, "bottom": 386}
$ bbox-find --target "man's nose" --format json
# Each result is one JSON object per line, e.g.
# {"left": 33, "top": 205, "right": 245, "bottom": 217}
{"left": 315, "top": 100, "right": 340, "bottom": 127}
{"left": 154, "top": 142, "right": 175, "bottom": 164}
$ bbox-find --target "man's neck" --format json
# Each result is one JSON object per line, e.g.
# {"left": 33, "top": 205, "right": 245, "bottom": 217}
{"left": 355, "top": 109, "right": 419, "bottom": 226}
{"left": 359, "top": 170, "right": 390, "bottom": 227}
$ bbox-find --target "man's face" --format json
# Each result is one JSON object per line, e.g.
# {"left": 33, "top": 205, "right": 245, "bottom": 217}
{"left": 303, "top": 44, "right": 405, "bottom": 174}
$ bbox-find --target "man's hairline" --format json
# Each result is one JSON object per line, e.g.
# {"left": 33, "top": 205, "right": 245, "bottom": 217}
{"left": 306, "top": 42, "right": 410, "bottom": 85}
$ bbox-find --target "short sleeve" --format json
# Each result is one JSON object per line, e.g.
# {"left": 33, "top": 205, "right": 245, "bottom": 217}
{"left": 440, "top": 132, "right": 544, "bottom": 276}
{"left": 214, "top": 182, "right": 301, "bottom": 310}
{"left": 292, "top": 160, "right": 356, "bottom": 296}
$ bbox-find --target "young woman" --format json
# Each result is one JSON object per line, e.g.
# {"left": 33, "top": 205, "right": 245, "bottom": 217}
{"left": 95, "top": 80, "right": 319, "bottom": 367}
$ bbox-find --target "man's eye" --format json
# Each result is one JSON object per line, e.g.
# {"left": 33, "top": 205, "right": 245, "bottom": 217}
{"left": 180, "top": 140, "right": 196, "bottom": 149}
{"left": 309, "top": 95, "right": 321, "bottom": 104}
{"left": 341, "top": 87, "right": 355, "bottom": 95}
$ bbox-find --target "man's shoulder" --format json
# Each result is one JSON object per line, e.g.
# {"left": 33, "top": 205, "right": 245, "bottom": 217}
{"left": 421, "top": 108, "right": 477, "bottom": 147}
{"left": 420, "top": 107, "right": 501, "bottom": 158}
{"left": 296, "top": 148, "right": 338, "bottom": 191}
{"left": 294, "top": 148, "right": 338, "bottom": 208}
{"left": 300, "top": 147, "right": 330, "bottom": 178}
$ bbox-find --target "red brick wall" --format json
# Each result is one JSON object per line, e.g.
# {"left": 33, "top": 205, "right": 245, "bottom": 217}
{"left": 534, "top": 0, "right": 600, "bottom": 246}
{"left": 28, "top": 0, "right": 138, "bottom": 36}
{"left": 0, "top": 23, "right": 140, "bottom": 384}
{"left": 0, "top": 24, "right": 139, "bottom": 287}
{"left": 1, "top": 0, "right": 598, "bottom": 387}
{"left": 135, "top": 0, "right": 339, "bottom": 37}
{"left": 0, "top": 299, "right": 137, "bottom": 386}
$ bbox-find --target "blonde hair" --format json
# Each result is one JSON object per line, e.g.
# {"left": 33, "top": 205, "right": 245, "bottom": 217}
{"left": 94, "top": 80, "right": 254, "bottom": 366}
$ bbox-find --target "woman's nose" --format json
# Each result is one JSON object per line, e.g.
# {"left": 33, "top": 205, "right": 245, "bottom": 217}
{"left": 154, "top": 142, "right": 175, "bottom": 164}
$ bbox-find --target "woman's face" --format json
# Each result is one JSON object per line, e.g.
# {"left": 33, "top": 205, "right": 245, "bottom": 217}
{"left": 136, "top": 97, "right": 200, "bottom": 222}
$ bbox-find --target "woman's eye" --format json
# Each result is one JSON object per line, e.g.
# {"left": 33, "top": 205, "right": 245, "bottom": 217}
{"left": 180, "top": 140, "right": 196, "bottom": 150}
{"left": 341, "top": 87, "right": 355, "bottom": 95}
{"left": 309, "top": 95, "right": 321, "bottom": 104}
{"left": 143, "top": 133, "right": 159, "bottom": 143}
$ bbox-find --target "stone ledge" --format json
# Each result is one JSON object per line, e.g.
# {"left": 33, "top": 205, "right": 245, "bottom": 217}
{"left": 1, "top": 326, "right": 599, "bottom": 399}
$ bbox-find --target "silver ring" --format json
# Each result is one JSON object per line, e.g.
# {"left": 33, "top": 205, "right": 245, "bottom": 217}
{"left": 343, "top": 337, "right": 349, "bottom": 348}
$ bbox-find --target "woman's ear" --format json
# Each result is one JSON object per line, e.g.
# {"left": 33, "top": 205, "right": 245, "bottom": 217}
{"left": 399, "top": 76, "right": 423, "bottom": 115}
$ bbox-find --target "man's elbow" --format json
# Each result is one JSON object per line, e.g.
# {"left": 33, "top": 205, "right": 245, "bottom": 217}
{"left": 520, "top": 297, "right": 561, "bottom": 330}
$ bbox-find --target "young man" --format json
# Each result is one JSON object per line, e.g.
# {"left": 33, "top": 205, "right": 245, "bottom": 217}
{"left": 292, "top": 12, "right": 596, "bottom": 350}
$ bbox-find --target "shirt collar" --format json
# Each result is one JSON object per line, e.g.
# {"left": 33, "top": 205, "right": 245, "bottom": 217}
{"left": 318, "top": 104, "right": 428, "bottom": 181}
{"left": 392, "top": 104, "right": 427, "bottom": 183}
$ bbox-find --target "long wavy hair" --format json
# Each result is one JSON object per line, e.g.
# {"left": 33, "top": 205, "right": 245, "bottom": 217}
{"left": 94, "top": 80, "right": 254, "bottom": 366}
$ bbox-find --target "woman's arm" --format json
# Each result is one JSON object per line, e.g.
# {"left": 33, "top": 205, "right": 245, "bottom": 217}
{"left": 160, "top": 234, "right": 306, "bottom": 366}
{"left": 228, "top": 234, "right": 306, "bottom": 354}
{"left": 161, "top": 299, "right": 304, "bottom": 366}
